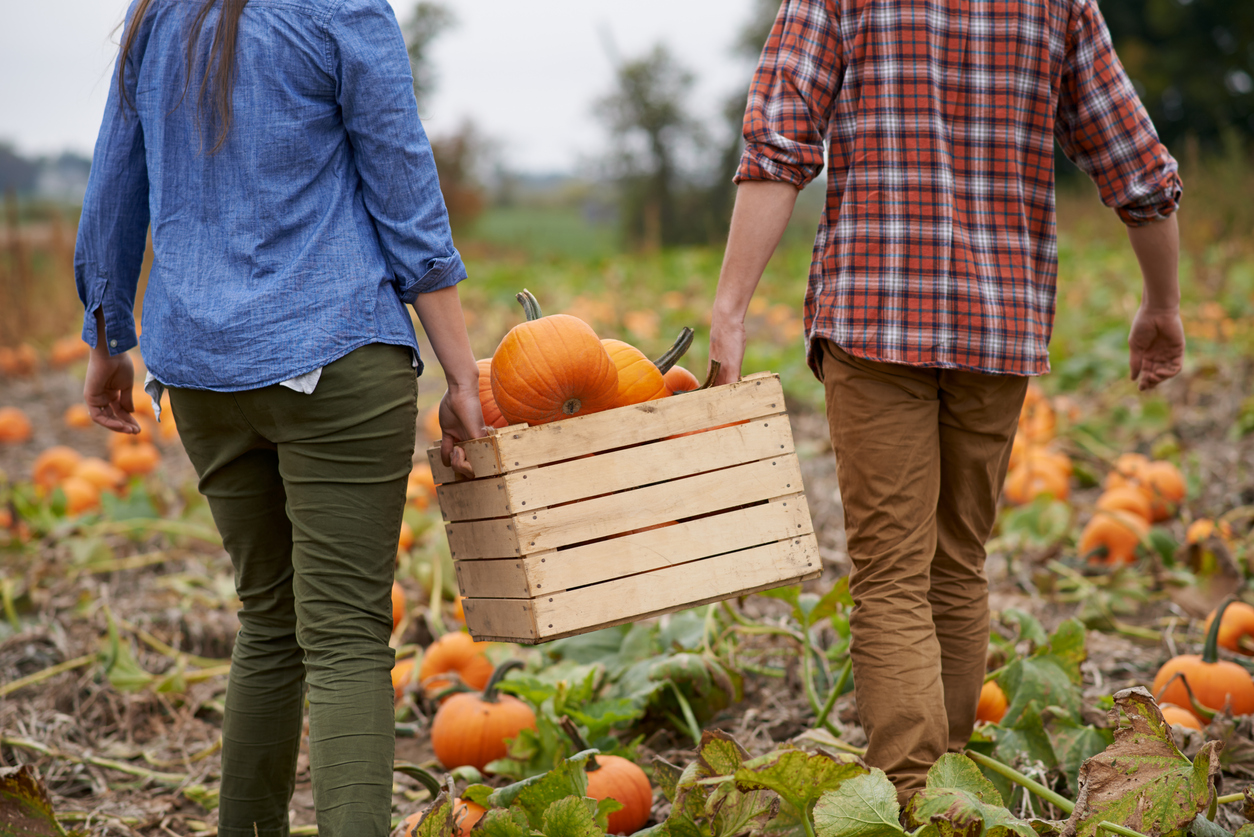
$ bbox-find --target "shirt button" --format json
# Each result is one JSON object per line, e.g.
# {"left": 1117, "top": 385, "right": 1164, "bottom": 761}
{"left": 110, "top": 340, "right": 117, "bottom": 347}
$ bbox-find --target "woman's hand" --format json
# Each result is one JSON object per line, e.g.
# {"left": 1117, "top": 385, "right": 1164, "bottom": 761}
{"left": 438, "top": 384, "right": 488, "bottom": 478}
{"left": 84, "top": 346, "right": 142, "bottom": 434}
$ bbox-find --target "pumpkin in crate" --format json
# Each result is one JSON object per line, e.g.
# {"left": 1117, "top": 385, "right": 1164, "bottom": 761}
{"left": 476, "top": 358, "right": 508, "bottom": 429}
{"left": 663, "top": 365, "right": 700, "bottom": 395}
{"left": 430, "top": 660, "right": 536, "bottom": 772}
{"left": 602, "top": 340, "right": 668, "bottom": 407}
{"left": 1153, "top": 599, "right": 1254, "bottom": 716}
{"left": 490, "top": 290, "right": 618, "bottom": 425}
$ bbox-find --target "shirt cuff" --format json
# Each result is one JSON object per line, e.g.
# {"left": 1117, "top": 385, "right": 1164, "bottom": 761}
{"left": 398, "top": 251, "right": 468, "bottom": 304}
{"left": 80, "top": 298, "right": 139, "bottom": 355}
{"left": 734, "top": 143, "right": 822, "bottom": 189}
{"left": 1116, "top": 174, "right": 1183, "bottom": 227}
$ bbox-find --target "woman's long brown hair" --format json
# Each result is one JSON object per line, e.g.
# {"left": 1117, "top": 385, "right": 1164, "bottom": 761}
{"left": 118, "top": 0, "right": 250, "bottom": 154}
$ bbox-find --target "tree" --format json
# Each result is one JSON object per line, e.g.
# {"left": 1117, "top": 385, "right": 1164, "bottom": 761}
{"left": 403, "top": 2, "right": 455, "bottom": 111}
{"left": 1099, "top": 0, "right": 1254, "bottom": 152}
{"left": 431, "top": 122, "right": 488, "bottom": 234}
{"left": 596, "top": 44, "right": 704, "bottom": 249}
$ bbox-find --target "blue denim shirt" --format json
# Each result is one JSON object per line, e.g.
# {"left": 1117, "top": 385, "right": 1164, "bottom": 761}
{"left": 75, "top": 0, "right": 465, "bottom": 390}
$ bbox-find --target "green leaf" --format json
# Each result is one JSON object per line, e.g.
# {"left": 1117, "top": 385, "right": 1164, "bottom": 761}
{"left": 695, "top": 730, "right": 749, "bottom": 777}
{"left": 540, "top": 796, "right": 607, "bottom": 837}
{"left": 734, "top": 746, "right": 867, "bottom": 820}
{"left": 994, "top": 701, "right": 1058, "bottom": 775}
{"left": 99, "top": 484, "right": 159, "bottom": 520}
{"left": 653, "top": 758, "right": 683, "bottom": 804}
{"left": 1044, "top": 619, "right": 1086, "bottom": 686}
{"left": 906, "top": 756, "right": 1036, "bottom": 837}
{"left": 476, "top": 807, "right": 533, "bottom": 837}
{"left": 487, "top": 749, "right": 595, "bottom": 830}
{"left": 406, "top": 792, "right": 456, "bottom": 837}
{"left": 0, "top": 764, "right": 88, "bottom": 837}
{"left": 1047, "top": 717, "right": 1113, "bottom": 796}
{"left": 1064, "top": 688, "right": 1222, "bottom": 837}
{"left": 813, "top": 770, "right": 904, "bottom": 837}
{"left": 461, "top": 783, "right": 495, "bottom": 807}
{"left": 100, "top": 607, "right": 154, "bottom": 693}
{"left": 1000, "top": 609, "right": 1049, "bottom": 650}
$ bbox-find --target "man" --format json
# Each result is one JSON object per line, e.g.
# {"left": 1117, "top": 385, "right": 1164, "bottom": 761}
{"left": 709, "top": 0, "right": 1184, "bottom": 804}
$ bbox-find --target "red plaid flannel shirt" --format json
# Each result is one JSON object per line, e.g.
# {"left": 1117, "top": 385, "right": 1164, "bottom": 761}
{"left": 737, "top": 0, "right": 1182, "bottom": 377}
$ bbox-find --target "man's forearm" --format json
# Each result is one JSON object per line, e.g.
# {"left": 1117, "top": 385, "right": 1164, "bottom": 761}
{"left": 712, "top": 181, "right": 801, "bottom": 325}
{"left": 1126, "top": 214, "right": 1180, "bottom": 311}
{"left": 411, "top": 285, "right": 480, "bottom": 391}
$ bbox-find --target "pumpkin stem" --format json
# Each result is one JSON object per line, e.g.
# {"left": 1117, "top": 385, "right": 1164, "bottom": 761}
{"left": 1203, "top": 598, "right": 1236, "bottom": 665}
{"left": 393, "top": 760, "right": 443, "bottom": 797}
{"left": 697, "top": 360, "right": 722, "bottom": 391}
{"left": 1153, "top": 670, "right": 1215, "bottom": 722}
{"left": 558, "top": 715, "right": 600, "bottom": 771}
{"left": 516, "top": 289, "right": 543, "bottom": 321}
{"left": 483, "top": 658, "right": 525, "bottom": 703}
{"left": 653, "top": 327, "right": 694, "bottom": 374}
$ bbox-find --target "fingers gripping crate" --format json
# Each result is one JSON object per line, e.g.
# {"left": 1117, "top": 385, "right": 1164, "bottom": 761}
{"left": 427, "top": 372, "right": 821, "bottom": 644}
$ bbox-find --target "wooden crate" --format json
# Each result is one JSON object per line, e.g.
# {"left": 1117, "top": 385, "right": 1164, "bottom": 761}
{"left": 427, "top": 372, "right": 821, "bottom": 644}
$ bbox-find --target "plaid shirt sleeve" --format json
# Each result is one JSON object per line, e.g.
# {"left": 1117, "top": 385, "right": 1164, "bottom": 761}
{"left": 1056, "top": 0, "right": 1182, "bottom": 226}
{"left": 735, "top": 0, "right": 842, "bottom": 188}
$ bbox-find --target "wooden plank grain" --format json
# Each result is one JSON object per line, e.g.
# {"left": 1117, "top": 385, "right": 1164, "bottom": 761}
{"left": 455, "top": 557, "right": 532, "bottom": 599}
{"left": 463, "top": 598, "right": 537, "bottom": 643}
{"left": 524, "top": 494, "right": 813, "bottom": 593}
{"left": 435, "top": 475, "right": 513, "bottom": 522}
{"left": 503, "top": 415, "right": 792, "bottom": 511}
{"left": 445, "top": 519, "right": 521, "bottom": 560}
{"left": 491, "top": 375, "right": 786, "bottom": 470}
{"left": 513, "top": 455, "right": 806, "bottom": 553}
{"left": 528, "top": 535, "right": 820, "bottom": 639}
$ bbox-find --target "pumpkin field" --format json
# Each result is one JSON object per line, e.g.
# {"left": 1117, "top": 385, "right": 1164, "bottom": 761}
{"left": 2, "top": 182, "right": 1254, "bottom": 837}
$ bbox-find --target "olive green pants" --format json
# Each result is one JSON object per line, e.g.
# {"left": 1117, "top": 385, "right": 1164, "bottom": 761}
{"left": 169, "top": 344, "right": 416, "bottom": 837}
{"left": 820, "top": 341, "right": 1027, "bottom": 806}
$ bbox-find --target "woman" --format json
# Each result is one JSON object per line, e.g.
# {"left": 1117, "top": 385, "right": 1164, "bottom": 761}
{"left": 74, "top": 0, "right": 486, "bottom": 833}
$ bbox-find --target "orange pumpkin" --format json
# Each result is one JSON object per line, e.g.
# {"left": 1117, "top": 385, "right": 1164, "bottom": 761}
{"left": 64, "top": 404, "right": 94, "bottom": 429}
{"left": 398, "top": 521, "right": 415, "bottom": 553}
{"left": 0, "top": 407, "right": 32, "bottom": 444}
{"left": 60, "top": 476, "right": 101, "bottom": 514}
{"left": 392, "top": 657, "right": 416, "bottom": 703}
{"left": 1159, "top": 703, "right": 1203, "bottom": 730}
{"left": 1187, "top": 518, "right": 1234, "bottom": 545}
{"left": 1078, "top": 509, "right": 1148, "bottom": 565}
{"left": 452, "top": 594, "right": 465, "bottom": 623}
{"left": 49, "top": 337, "right": 90, "bottom": 368}
{"left": 663, "top": 365, "right": 700, "bottom": 395}
{"left": 112, "top": 441, "right": 161, "bottom": 476}
{"left": 1203, "top": 601, "right": 1254, "bottom": 657}
{"left": 476, "top": 358, "right": 508, "bottom": 429}
{"left": 391, "top": 581, "right": 407, "bottom": 633}
{"left": 587, "top": 755, "right": 654, "bottom": 835}
{"left": 408, "top": 464, "right": 436, "bottom": 510}
{"left": 975, "top": 680, "right": 1008, "bottom": 724}
{"left": 72, "top": 458, "right": 127, "bottom": 495}
{"left": 33, "top": 446, "right": 84, "bottom": 490}
{"left": 1105, "top": 452, "right": 1150, "bottom": 490}
{"left": 110, "top": 419, "right": 155, "bottom": 449}
{"left": 1003, "top": 459, "right": 1069, "bottom": 505}
{"left": 0, "top": 344, "right": 38, "bottom": 377}
{"left": 418, "top": 631, "right": 494, "bottom": 698}
{"left": 490, "top": 290, "right": 618, "bottom": 425}
{"left": 1020, "top": 400, "right": 1056, "bottom": 444}
{"left": 1153, "top": 599, "right": 1254, "bottom": 716}
{"left": 1095, "top": 486, "right": 1152, "bottom": 524}
{"left": 430, "top": 659, "right": 537, "bottom": 772}
{"left": 1138, "top": 460, "right": 1185, "bottom": 522}
{"left": 602, "top": 339, "right": 668, "bottom": 407}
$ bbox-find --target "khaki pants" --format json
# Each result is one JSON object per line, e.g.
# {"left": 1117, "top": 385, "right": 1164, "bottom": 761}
{"left": 820, "top": 340, "right": 1027, "bottom": 805}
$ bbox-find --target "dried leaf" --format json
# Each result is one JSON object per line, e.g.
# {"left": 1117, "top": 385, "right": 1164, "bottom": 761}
{"left": 407, "top": 792, "right": 455, "bottom": 837}
{"left": 0, "top": 764, "right": 86, "bottom": 837}
{"left": 1063, "top": 688, "right": 1222, "bottom": 837}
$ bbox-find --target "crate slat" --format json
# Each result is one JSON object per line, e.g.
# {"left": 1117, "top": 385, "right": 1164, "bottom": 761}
{"left": 463, "top": 534, "right": 821, "bottom": 643}
{"left": 454, "top": 493, "right": 813, "bottom": 598}
{"left": 446, "top": 518, "right": 520, "bottom": 560}
{"left": 427, "top": 374, "right": 787, "bottom": 483}
{"left": 514, "top": 456, "right": 805, "bottom": 553}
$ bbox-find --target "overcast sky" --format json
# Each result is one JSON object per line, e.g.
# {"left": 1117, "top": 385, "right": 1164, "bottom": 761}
{"left": 1, "top": 0, "right": 760, "bottom": 174}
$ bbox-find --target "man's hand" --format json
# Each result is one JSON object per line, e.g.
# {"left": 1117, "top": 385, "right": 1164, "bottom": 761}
{"left": 438, "top": 385, "right": 489, "bottom": 479}
{"left": 1129, "top": 306, "right": 1185, "bottom": 391}
{"left": 84, "top": 348, "right": 141, "bottom": 434}
{"left": 709, "top": 316, "right": 747, "bottom": 386}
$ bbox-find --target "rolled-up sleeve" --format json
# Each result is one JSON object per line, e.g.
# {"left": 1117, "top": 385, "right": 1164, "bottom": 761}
{"left": 74, "top": 4, "right": 150, "bottom": 355}
{"left": 1055, "top": 0, "right": 1181, "bottom": 226}
{"left": 735, "top": 0, "right": 843, "bottom": 188}
{"left": 328, "top": 0, "right": 465, "bottom": 303}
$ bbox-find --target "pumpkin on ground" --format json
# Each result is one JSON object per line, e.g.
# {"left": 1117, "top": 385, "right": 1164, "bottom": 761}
{"left": 1078, "top": 509, "right": 1148, "bottom": 565}
{"left": 112, "top": 441, "right": 161, "bottom": 476}
{"left": 73, "top": 458, "right": 127, "bottom": 495}
{"left": 408, "top": 464, "right": 436, "bottom": 510}
{"left": 1139, "top": 460, "right": 1186, "bottom": 522}
{"left": 64, "top": 404, "right": 94, "bottom": 429}
{"left": 392, "top": 656, "right": 416, "bottom": 703}
{"left": 1187, "top": 518, "right": 1234, "bottom": 545}
{"left": 490, "top": 290, "right": 618, "bottom": 425}
{"left": 61, "top": 476, "right": 101, "bottom": 514}
{"left": 559, "top": 717, "right": 653, "bottom": 834}
{"left": 1153, "top": 599, "right": 1254, "bottom": 716}
{"left": 1104, "top": 452, "right": 1150, "bottom": 490}
{"left": 1003, "top": 459, "right": 1069, "bottom": 505}
{"left": 975, "top": 680, "right": 1008, "bottom": 725}
{"left": 418, "top": 631, "right": 494, "bottom": 698}
{"left": 1203, "top": 600, "right": 1254, "bottom": 656}
{"left": 391, "top": 581, "right": 406, "bottom": 633}
{"left": 1159, "top": 703, "right": 1204, "bottom": 730}
{"left": 33, "top": 446, "right": 83, "bottom": 490}
{"left": 0, "top": 344, "right": 38, "bottom": 377}
{"left": 430, "top": 660, "right": 536, "bottom": 772}
{"left": 49, "top": 337, "right": 90, "bottom": 368}
{"left": 0, "top": 407, "right": 32, "bottom": 444}
{"left": 1095, "top": 486, "right": 1153, "bottom": 524}
{"left": 399, "top": 799, "right": 485, "bottom": 837}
